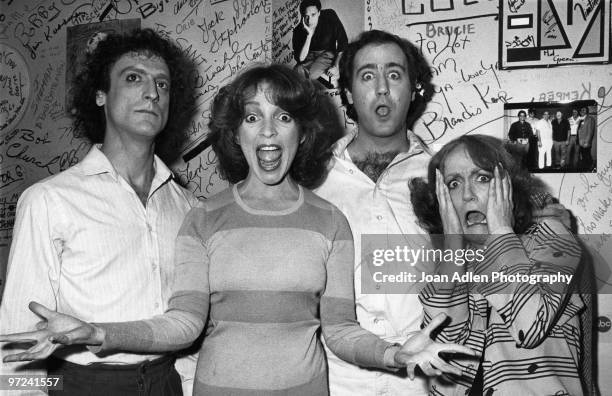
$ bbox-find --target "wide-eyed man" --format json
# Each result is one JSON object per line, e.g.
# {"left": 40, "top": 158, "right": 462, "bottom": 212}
{"left": 315, "top": 29, "right": 437, "bottom": 396}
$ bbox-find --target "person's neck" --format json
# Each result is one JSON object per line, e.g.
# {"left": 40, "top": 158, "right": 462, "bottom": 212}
{"left": 101, "top": 136, "right": 156, "bottom": 206}
{"left": 237, "top": 176, "right": 300, "bottom": 211}
{"left": 348, "top": 128, "right": 410, "bottom": 161}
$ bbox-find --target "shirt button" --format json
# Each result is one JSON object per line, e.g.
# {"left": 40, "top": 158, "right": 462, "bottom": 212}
{"left": 152, "top": 263, "right": 158, "bottom": 271}
{"left": 147, "top": 224, "right": 153, "bottom": 232}
{"left": 154, "top": 302, "right": 160, "bottom": 309}
{"left": 375, "top": 283, "right": 381, "bottom": 290}
{"left": 349, "top": 169, "right": 354, "bottom": 174}
{"left": 376, "top": 215, "right": 383, "bottom": 220}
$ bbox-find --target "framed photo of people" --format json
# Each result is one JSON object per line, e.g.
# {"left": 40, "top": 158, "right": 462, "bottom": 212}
{"left": 503, "top": 100, "right": 598, "bottom": 173}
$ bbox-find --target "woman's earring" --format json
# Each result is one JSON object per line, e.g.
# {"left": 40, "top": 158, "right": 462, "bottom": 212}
{"left": 415, "top": 82, "right": 424, "bottom": 95}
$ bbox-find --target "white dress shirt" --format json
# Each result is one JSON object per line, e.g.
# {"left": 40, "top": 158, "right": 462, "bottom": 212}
{"left": 315, "top": 129, "right": 432, "bottom": 395}
{"left": 536, "top": 119, "right": 553, "bottom": 142}
{"left": 0, "top": 145, "right": 198, "bottom": 393}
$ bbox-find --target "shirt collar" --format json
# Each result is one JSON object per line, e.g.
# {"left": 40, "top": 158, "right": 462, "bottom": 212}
{"left": 332, "top": 127, "right": 432, "bottom": 160}
{"left": 80, "top": 144, "right": 173, "bottom": 184}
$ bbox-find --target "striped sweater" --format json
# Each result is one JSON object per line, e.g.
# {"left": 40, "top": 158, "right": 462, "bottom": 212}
{"left": 420, "top": 219, "right": 586, "bottom": 396}
{"left": 96, "top": 185, "right": 393, "bottom": 395}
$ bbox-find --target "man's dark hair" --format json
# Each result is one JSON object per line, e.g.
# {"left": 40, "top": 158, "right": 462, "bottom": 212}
{"left": 71, "top": 28, "right": 197, "bottom": 163}
{"left": 207, "top": 64, "right": 341, "bottom": 189}
{"left": 518, "top": 110, "right": 526, "bottom": 117}
{"left": 299, "top": 0, "right": 322, "bottom": 16}
{"left": 338, "top": 30, "right": 434, "bottom": 129}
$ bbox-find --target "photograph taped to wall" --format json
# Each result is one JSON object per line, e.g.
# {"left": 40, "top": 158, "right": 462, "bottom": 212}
{"left": 499, "top": 0, "right": 611, "bottom": 69}
{"left": 272, "top": 0, "right": 364, "bottom": 90}
{"left": 65, "top": 19, "right": 141, "bottom": 113}
{"left": 503, "top": 100, "right": 597, "bottom": 173}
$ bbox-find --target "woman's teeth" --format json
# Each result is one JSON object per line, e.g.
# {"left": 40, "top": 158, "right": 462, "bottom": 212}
{"left": 256, "top": 145, "right": 282, "bottom": 170}
{"left": 466, "top": 211, "right": 487, "bottom": 226}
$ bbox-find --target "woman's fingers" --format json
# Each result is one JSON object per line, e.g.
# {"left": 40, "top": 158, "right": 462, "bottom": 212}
{"left": 437, "top": 343, "right": 479, "bottom": 357}
{"left": 423, "top": 313, "right": 447, "bottom": 336}
{"left": 420, "top": 361, "right": 442, "bottom": 376}
{"left": 504, "top": 170, "right": 513, "bottom": 208}
{"left": 3, "top": 352, "right": 35, "bottom": 362}
{"left": 28, "top": 301, "right": 55, "bottom": 321}
{"left": 436, "top": 169, "right": 463, "bottom": 234}
{"left": 435, "top": 170, "right": 445, "bottom": 208}
{"left": 0, "top": 330, "right": 40, "bottom": 343}
{"left": 431, "top": 357, "right": 462, "bottom": 377}
{"left": 1, "top": 335, "right": 56, "bottom": 362}
{"left": 406, "top": 362, "right": 417, "bottom": 380}
{"left": 495, "top": 165, "right": 503, "bottom": 203}
{"left": 488, "top": 169, "right": 496, "bottom": 204}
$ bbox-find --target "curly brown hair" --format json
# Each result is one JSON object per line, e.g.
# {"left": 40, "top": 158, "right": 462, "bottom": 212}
{"left": 70, "top": 28, "right": 197, "bottom": 163}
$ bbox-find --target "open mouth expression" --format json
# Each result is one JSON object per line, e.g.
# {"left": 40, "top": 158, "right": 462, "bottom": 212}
{"left": 442, "top": 146, "right": 493, "bottom": 241}
{"left": 237, "top": 83, "right": 300, "bottom": 187}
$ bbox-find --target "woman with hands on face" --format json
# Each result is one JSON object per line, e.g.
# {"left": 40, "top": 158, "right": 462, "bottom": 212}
{"left": 409, "top": 134, "right": 588, "bottom": 396}
{"left": 1, "top": 65, "right": 477, "bottom": 396}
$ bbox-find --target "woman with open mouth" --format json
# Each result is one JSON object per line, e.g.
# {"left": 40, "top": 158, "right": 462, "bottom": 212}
{"left": 1, "top": 65, "right": 475, "bottom": 396}
{"left": 409, "top": 134, "right": 592, "bottom": 396}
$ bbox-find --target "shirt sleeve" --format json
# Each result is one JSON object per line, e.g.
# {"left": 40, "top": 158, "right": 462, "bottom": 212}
{"left": 475, "top": 219, "right": 583, "bottom": 348}
{"left": 0, "top": 184, "right": 61, "bottom": 394}
{"left": 95, "top": 206, "right": 209, "bottom": 353}
{"left": 319, "top": 207, "right": 392, "bottom": 370}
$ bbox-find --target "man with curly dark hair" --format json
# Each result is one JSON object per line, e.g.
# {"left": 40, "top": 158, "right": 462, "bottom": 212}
{"left": 70, "top": 28, "right": 194, "bottom": 164}
{"left": 0, "top": 28, "right": 197, "bottom": 395}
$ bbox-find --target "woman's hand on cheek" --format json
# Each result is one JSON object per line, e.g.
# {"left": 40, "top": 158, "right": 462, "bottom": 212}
{"left": 486, "top": 166, "right": 514, "bottom": 235}
{"left": 436, "top": 169, "right": 463, "bottom": 235}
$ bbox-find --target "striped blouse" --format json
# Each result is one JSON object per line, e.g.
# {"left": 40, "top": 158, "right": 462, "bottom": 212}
{"left": 420, "top": 219, "right": 586, "bottom": 396}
